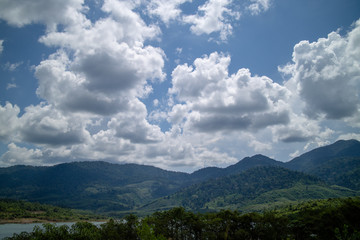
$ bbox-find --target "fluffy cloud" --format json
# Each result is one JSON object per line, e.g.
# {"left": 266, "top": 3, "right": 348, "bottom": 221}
{"left": 0, "top": 102, "right": 20, "bottom": 142}
{"left": 35, "top": 0, "right": 165, "bottom": 117}
{"left": 0, "top": 143, "right": 43, "bottom": 166}
{"left": 0, "top": 0, "right": 88, "bottom": 30}
{"left": 108, "top": 99, "right": 164, "bottom": 144}
{"left": 0, "top": 0, "right": 168, "bottom": 167}
{"left": 182, "top": 0, "right": 240, "bottom": 40}
{"left": 147, "top": 0, "right": 191, "bottom": 24}
{"left": 170, "top": 52, "right": 291, "bottom": 133}
{"left": 19, "top": 104, "right": 90, "bottom": 146}
{"left": 281, "top": 19, "right": 360, "bottom": 120}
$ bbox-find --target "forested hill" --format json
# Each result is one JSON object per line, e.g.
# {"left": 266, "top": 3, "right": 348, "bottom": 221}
{"left": 141, "top": 166, "right": 358, "bottom": 213}
{"left": 286, "top": 139, "right": 360, "bottom": 171}
{"left": 285, "top": 139, "right": 360, "bottom": 190}
{"left": 190, "top": 154, "right": 284, "bottom": 181}
{"left": 0, "top": 139, "right": 359, "bottom": 215}
{"left": 0, "top": 161, "right": 193, "bottom": 213}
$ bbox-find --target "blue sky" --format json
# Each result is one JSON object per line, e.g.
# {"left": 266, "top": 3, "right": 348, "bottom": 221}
{"left": 0, "top": 0, "right": 359, "bottom": 172}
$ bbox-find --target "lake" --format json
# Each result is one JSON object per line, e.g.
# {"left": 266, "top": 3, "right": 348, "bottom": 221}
{"left": 0, "top": 222, "right": 105, "bottom": 239}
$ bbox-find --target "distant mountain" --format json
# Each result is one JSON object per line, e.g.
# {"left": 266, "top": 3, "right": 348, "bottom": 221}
{"left": 141, "top": 166, "right": 358, "bottom": 213}
{"left": 190, "top": 154, "right": 284, "bottom": 181}
{"left": 0, "top": 139, "right": 359, "bottom": 216}
{"left": 285, "top": 139, "right": 360, "bottom": 190}
{"left": 0, "top": 161, "right": 191, "bottom": 213}
{"left": 224, "top": 154, "right": 285, "bottom": 175}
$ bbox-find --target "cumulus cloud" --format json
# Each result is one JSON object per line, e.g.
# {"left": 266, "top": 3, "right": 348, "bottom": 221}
{"left": 0, "top": 0, "right": 88, "bottom": 30}
{"left": 147, "top": 0, "right": 191, "bottom": 24}
{"left": 0, "top": 143, "right": 43, "bottom": 166}
{"left": 108, "top": 99, "right": 164, "bottom": 144}
{"left": 272, "top": 112, "right": 334, "bottom": 144}
{"left": 19, "top": 104, "right": 90, "bottom": 146}
{"left": 280, "top": 19, "right": 360, "bottom": 120}
{"left": 170, "top": 52, "right": 291, "bottom": 133}
{"left": 32, "top": 0, "right": 165, "bottom": 117}
{"left": 0, "top": 102, "right": 20, "bottom": 142}
{"left": 0, "top": 0, "right": 169, "bottom": 168}
{"left": 182, "top": 0, "right": 240, "bottom": 41}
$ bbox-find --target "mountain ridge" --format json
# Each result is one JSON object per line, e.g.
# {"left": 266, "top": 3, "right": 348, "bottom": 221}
{"left": 0, "top": 139, "right": 359, "bottom": 215}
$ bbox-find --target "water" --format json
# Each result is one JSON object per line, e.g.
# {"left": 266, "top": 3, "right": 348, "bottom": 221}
{"left": 0, "top": 222, "right": 105, "bottom": 239}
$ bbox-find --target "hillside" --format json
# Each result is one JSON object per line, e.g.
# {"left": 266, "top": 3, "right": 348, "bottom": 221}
{"left": 141, "top": 166, "right": 358, "bottom": 213}
{"left": 0, "top": 199, "right": 104, "bottom": 223}
{"left": 285, "top": 140, "right": 360, "bottom": 190}
{"left": 0, "top": 139, "right": 359, "bottom": 215}
{"left": 190, "top": 154, "right": 284, "bottom": 181}
{"left": 0, "top": 155, "right": 288, "bottom": 214}
{"left": 0, "top": 161, "right": 191, "bottom": 213}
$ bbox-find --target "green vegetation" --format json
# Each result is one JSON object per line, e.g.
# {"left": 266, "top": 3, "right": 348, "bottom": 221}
{"left": 5, "top": 197, "right": 360, "bottom": 240}
{"left": 0, "top": 199, "right": 104, "bottom": 223}
{"left": 0, "top": 140, "right": 360, "bottom": 216}
{"left": 0, "top": 162, "right": 192, "bottom": 215}
{"left": 142, "top": 166, "right": 358, "bottom": 213}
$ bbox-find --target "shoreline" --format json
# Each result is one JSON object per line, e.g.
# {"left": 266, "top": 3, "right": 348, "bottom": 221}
{"left": 0, "top": 218, "right": 108, "bottom": 224}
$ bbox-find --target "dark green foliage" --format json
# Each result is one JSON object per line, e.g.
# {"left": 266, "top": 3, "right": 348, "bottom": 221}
{"left": 143, "top": 166, "right": 357, "bottom": 212}
{"left": 0, "top": 199, "right": 102, "bottom": 222}
{"left": 0, "top": 161, "right": 192, "bottom": 214}
{"left": 286, "top": 139, "right": 360, "bottom": 190}
{"left": 6, "top": 197, "right": 360, "bottom": 240}
{"left": 1, "top": 140, "right": 360, "bottom": 215}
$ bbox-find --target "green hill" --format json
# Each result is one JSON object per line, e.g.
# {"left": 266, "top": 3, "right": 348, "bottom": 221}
{"left": 0, "top": 161, "right": 191, "bottom": 214}
{"left": 0, "top": 140, "right": 359, "bottom": 216}
{"left": 0, "top": 199, "right": 104, "bottom": 223}
{"left": 286, "top": 140, "right": 360, "bottom": 190}
{"left": 141, "top": 166, "right": 358, "bottom": 213}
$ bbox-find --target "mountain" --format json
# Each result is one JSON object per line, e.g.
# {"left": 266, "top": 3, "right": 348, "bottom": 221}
{"left": 141, "top": 166, "right": 358, "bottom": 213}
{"left": 0, "top": 161, "right": 191, "bottom": 213}
{"left": 224, "top": 154, "right": 285, "bottom": 175}
{"left": 0, "top": 139, "right": 359, "bottom": 216}
{"left": 190, "top": 154, "right": 284, "bottom": 181}
{"left": 286, "top": 139, "right": 360, "bottom": 190}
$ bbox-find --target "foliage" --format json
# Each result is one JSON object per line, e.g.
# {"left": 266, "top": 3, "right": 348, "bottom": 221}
{"left": 0, "top": 199, "right": 103, "bottom": 223}
{"left": 5, "top": 197, "right": 360, "bottom": 240}
{"left": 1, "top": 140, "right": 360, "bottom": 215}
{"left": 143, "top": 166, "right": 358, "bottom": 213}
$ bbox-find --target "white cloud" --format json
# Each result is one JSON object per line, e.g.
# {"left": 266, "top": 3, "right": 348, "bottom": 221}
{"left": 0, "top": 0, "right": 171, "bottom": 169}
{"left": 35, "top": 0, "right": 165, "bottom": 117}
{"left": 247, "top": 0, "right": 271, "bottom": 15}
{"left": 0, "top": 0, "right": 88, "bottom": 30}
{"left": 3, "top": 61, "right": 23, "bottom": 71}
{"left": 6, "top": 83, "right": 17, "bottom": 90}
{"left": 280, "top": 19, "right": 360, "bottom": 120}
{"left": 0, "top": 143, "right": 43, "bottom": 166}
{"left": 337, "top": 133, "right": 360, "bottom": 142}
{"left": 108, "top": 99, "right": 164, "bottom": 144}
{"left": 272, "top": 112, "right": 334, "bottom": 144}
{"left": 0, "top": 39, "right": 3, "bottom": 54}
{"left": 0, "top": 102, "right": 20, "bottom": 142}
{"left": 182, "top": 0, "right": 239, "bottom": 41}
{"left": 18, "top": 104, "right": 91, "bottom": 146}
{"left": 170, "top": 52, "right": 291, "bottom": 133}
{"left": 147, "top": 0, "right": 191, "bottom": 24}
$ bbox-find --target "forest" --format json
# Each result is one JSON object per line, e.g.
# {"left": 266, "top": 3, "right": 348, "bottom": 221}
{"left": 5, "top": 197, "right": 360, "bottom": 240}
{"left": 0, "top": 199, "right": 104, "bottom": 223}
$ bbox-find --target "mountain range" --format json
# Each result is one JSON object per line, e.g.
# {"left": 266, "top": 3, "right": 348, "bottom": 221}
{"left": 0, "top": 139, "right": 359, "bottom": 216}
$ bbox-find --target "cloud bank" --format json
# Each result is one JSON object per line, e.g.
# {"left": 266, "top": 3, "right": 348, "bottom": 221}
{"left": 0, "top": 0, "right": 359, "bottom": 172}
